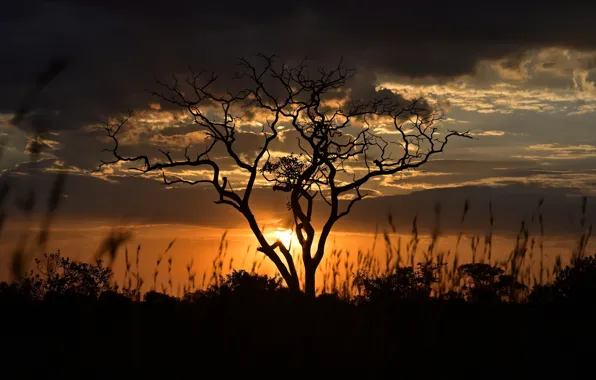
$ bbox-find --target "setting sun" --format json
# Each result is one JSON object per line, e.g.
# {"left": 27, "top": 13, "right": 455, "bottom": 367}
{"left": 274, "top": 228, "right": 294, "bottom": 248}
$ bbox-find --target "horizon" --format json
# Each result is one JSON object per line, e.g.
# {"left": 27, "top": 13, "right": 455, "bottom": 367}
{"left": 2, "top": 1, "right": 596, "bottom": 292}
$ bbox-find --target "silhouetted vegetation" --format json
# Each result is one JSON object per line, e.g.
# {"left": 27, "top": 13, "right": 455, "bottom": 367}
{"left": 1, "top": 164, "right": 595, "bottom": 375}
{"left": 1, "top": 248, "right": 596, "bottom": 376}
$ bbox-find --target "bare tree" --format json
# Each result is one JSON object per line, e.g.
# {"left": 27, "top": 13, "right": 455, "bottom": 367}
{"left": 98, "top": 55, "right": 471, "bottom": 297}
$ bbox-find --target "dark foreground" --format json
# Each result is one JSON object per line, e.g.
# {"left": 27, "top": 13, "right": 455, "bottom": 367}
{"left": 2, "top": 255, "right": 596, "bottom": 378}
{"left": 1, "top": 292, "right": 594, "bottom": 378}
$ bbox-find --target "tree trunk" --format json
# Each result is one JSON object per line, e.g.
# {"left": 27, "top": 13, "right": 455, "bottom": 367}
{"left": 285, "top": 274, "right": 300, "bottom": 294}
{"left": 304, "top": 264, "right": 316, "bottom": 298}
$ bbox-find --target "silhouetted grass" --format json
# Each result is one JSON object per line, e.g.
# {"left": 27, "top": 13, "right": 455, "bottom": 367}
{"left": 1, "top": 178, "right": 593, "bottom": 301}
{"left": 2, "top": 250, "right": 596, "bottom": 376}
{"left": 1, "top": 177, "right": 596, "bottom": 375}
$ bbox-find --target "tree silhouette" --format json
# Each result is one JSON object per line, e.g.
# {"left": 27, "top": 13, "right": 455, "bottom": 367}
{"left": 23, "top": 251, "right": 113, "bottom": 299}
{"left": 355, "top": 263, "right": 442, "bottom": 304}
{"left": 530, "top": 255, "right": 596, "bottom": 304}
{"left": 458, "top": 263, "right": 527, "bottom": 303}
{"left": 99, "top": 55, "right": 470, "bottom": 296}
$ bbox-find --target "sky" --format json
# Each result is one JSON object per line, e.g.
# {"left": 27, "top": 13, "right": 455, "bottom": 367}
{"left": 2, "top": 1, "right": 596, "bottom": 283}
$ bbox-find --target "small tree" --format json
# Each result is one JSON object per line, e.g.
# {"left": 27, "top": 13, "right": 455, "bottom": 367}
{"left": 99, "top": 55, "right": 470, "bottom": 297}
{"left": 26, "top": 251, "right": 114, "bottom": 299}
{"left": 458, "top": 263, "right": 526, "bottom": 302}
{"left": 355, "top": 263, "right": 442, "bottom": 303}
{"left": 530, "top": 255, "right": 596, "bottom": 304}
{"left": 202, "top": 270, "right": 284, "bottom": 299}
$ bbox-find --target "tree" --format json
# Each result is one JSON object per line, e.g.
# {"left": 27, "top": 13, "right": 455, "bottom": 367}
{"left": 458, "top": 263, "right": 526, "bottom": 303}
{"left": 200, "top": 270, "right": 285, "bottom": 300}
{"left": 529, "top": 255, "right": 596, "bottom": 304}
{"left": 25, "top": 251, "right": 114, "bottom": 299}
{"left": 355, "top": 263, "right": 442, "bottom": 304}
{"left": 99, "top": 55, "right": 471, "bottom": 297}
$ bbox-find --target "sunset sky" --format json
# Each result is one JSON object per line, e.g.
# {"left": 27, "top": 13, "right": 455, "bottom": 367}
{"left": 2, "top": 1, "right": 596, "bottom": 284}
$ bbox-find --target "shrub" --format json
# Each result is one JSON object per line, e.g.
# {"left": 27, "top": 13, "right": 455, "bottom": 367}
{"left": 458, "top": 263, "right": 526, "bottom": 303}
{"left": 355, "top": 263, "right": 442, "bottom": 304}
{"left": 184, "top": 270, "right": 285, "bottom": 303}
{"left": 530, "top": 255, "right": 596, "bottom": 304}
{"left": 24, "top": 251, "right": 114, "bottom": 299}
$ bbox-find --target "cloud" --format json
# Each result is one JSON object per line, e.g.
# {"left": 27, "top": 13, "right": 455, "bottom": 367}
{"left": 338, "top": 184, "right": 596, "bottom": 236}
{"left": 568, "top": 104, "right": 596, "bottom": 115}
{"left": 3, "top": 1, "right": 596, "bottom": 235}
{"left": 470, "top": 130, "right": 507, "bottom": 137}
{"left": 148, "top": 131, "right": 207, "bottom": 148}
{"left": 380, "top": 78, "right": 596, "bottom": 116}
{"left": 3, "top": 166, "right": 595, "bottom": 237}
{"left": 516, "top": 144, "right": 596, "bottom": 160}
{"left": 4, "top": 1, "right": 596, "bottom": 135}
{"left": 367, "top": 157, "right": 596, "bottom": 196}
{"left": 378, "top": 48, "right": 596, "bottom": 116}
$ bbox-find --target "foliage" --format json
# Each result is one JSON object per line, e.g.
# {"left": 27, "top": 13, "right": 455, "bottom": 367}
{"left": 2, "top": 252, "right": 596, "bottom": 308}
{"left": 22, "top": 251, "right": 114, "bottom": 299}
{"left": 144, "top": 290, "right": 178, "bottom": 305}
{"left": 555, "top": 255, "right": 596, "bottom": 301}
{"left": 205, "top": 270, "right": 283, "bottom": 297}
{"left": 530, "top": 255, "right": 596, "bottom": 304}
{"left": 182, "top": 270, "right": 285, "bottom": 303}
{"left": 355, "top": 263, "right": 442, "bottom": 303}
{"left": 458, "top": 263, "right": 526, "bottom": 303}
{"left": 261, "top": 153, "right": 310, "bottom": 192}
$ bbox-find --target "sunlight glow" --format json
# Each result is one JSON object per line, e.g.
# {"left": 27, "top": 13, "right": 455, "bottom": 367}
{"left": 274, "top": 228, "right": 293, "bottom": 248}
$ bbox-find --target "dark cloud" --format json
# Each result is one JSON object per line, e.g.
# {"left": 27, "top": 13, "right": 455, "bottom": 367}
{"left": 3, "top": 0, "right": 596, "bottom": 235}
{"left": 338, "top": 184, "right": 596, "bottom": 236}
{"left": 348, "top": 70, "right": 427, "bottom": 110}
{"left": 2, "top": 164, "right": 595, "bottom": 237}
{"left": 3, "top": 0, "right": 596, "bottom": 134}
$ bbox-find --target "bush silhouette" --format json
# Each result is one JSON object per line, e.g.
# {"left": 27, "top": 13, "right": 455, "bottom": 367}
{"left": 530, "top": 255, "right": 596, "bottom": 304}
{"left": 144, "top": 290, "right": 178, "bottom": 305}
{"left": 555, "top": 255, "right": 596, "bottom": 302}
{"left": 22, "top": 251, "right": 114, "bottom": 300}
{"left": 1, "top": 252, "right": 596, "bottom": 375}
{"left": 355, "top": 263, "right": 441, "bottom": 304}
{"left": 183, "top": 270, "right": 286, "bottom": 304}
{"left": 528, "top": 283, "right": 561, "bottom": 304}
{"left": 458, "top": 263, "right": 526, "bottom": 303}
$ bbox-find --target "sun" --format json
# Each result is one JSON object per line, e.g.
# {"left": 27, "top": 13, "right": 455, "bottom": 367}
{"left": 274, "top": 228, "right": 294, "bottom": 248}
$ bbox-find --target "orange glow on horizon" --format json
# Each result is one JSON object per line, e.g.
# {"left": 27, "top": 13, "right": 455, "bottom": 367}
{"left": 273, "top": 228, "right": 294, "bottom": 248}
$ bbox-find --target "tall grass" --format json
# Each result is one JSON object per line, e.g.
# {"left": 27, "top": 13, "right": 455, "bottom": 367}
{"left": 0, "top": 171, "right": 593, "bottom": 301}
{"left": 152, "top": 195, "right": 589, "bottom": 300}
